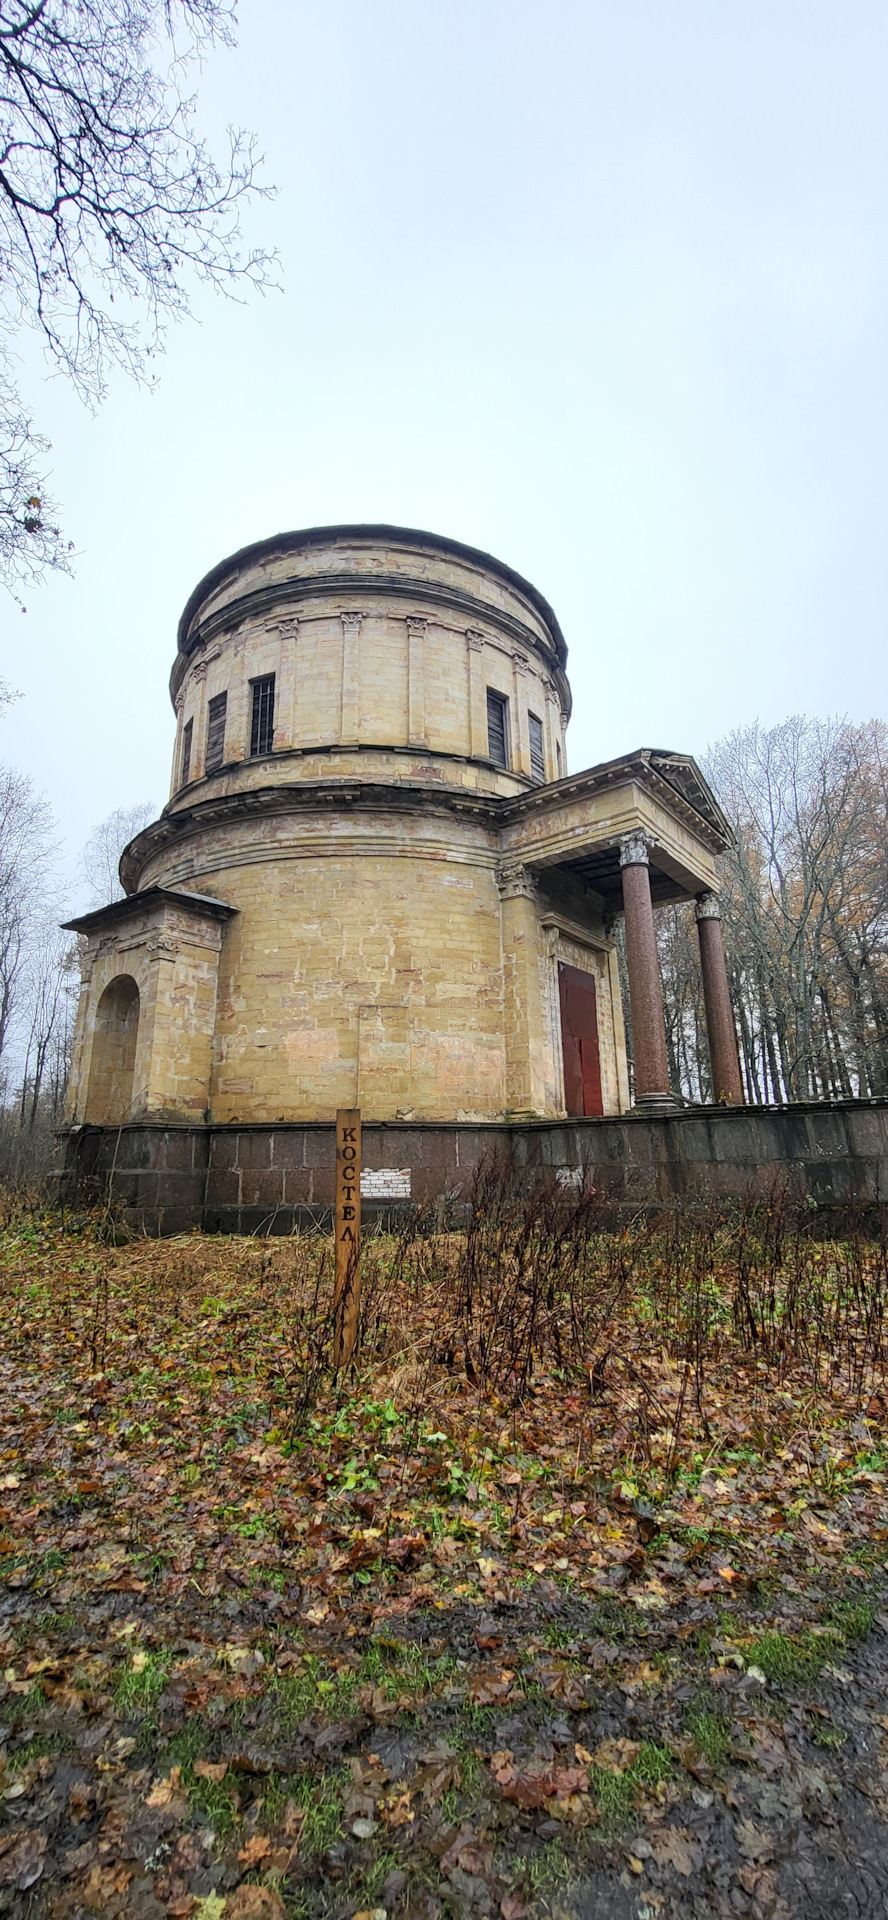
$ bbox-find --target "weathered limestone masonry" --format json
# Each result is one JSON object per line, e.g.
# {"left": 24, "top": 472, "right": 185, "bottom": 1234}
{"left": 58, "top": 524, "right": 771, "bottom": 1226}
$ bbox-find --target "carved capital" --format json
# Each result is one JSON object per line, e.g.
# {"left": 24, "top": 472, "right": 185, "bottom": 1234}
{"left": 340, "top": 610, "right": 364, "bottom": 636}
{"left": 147, "top": 933, "right": 179, "bottom": 964}
{"left": 279, "top": 616, "right": 298, "bottom": 643}
{"left": 619, "top": 830, "right": 650, "bottom": 869}
{"left": 192, "top": 661, "right": 208, "bottom": 684}
{"left": 511, "top": 649, "right": 529, "bottom": 675}
{"left": 406, "top": 615, "right": 427, "bottom": 637}
{"left": 497, "top": 861, "right": 537, "bottom": 903}
{"left": 466, "top": 628, "right": 484, "bottom": 653}
{"left": 695, "top": 891, "right": 722, "bottom": 922}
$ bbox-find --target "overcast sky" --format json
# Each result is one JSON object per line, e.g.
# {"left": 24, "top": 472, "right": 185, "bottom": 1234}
{"left": 3, "top": 0, "right": 887, "bottom": 899}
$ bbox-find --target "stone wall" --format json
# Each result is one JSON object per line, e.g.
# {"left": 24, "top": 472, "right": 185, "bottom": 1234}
{"left": 55, "top": 1099, "right": 888, "bottom": 1236}
{"left": 167, "top": 529, "right": 569, "bottom": 801}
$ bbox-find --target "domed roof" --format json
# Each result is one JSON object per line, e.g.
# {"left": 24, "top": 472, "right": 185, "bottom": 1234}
{"left": 176, "top": 523, "right": 567, "bottom": 668}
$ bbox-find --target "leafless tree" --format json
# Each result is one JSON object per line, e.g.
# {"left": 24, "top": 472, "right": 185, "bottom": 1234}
{"left": 0, "top": 763, "right": 56, "bottom": 1065}
{"left": 0, "top": 0, "right": 275, "bottom": 600}
{"left": 655, "top": 717, "right": 888, "bottom": 1106}
{"left": 17, "top": 925, "right": 77, "bottom": 1126}
{"left": 80, "top": 798, "right": 154, "bottom": 905}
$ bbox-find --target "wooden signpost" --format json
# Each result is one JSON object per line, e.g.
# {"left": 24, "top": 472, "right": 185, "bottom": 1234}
{"left": 333, "top": 1108, "right": 361, "bottom": 1368}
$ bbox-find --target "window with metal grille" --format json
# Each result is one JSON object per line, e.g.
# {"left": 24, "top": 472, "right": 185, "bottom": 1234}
{"left": 181, "top": 718, "right": 193, "bottom": 786}
{"left": 250, "top": 674, "right": 275, "bottom": 757}
{"left": 205, "top": 692, "right": 228, "bottom": 774}
{"left": 529, "top": 712, "right": 545, "bottom": 782}
{"left": 487, "top": 689, "right": 509, "bottom": 768}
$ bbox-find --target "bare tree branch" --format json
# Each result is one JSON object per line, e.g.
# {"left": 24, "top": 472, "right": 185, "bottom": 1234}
{"left": 0, "top": 0, "right": 276, "bottom": 596}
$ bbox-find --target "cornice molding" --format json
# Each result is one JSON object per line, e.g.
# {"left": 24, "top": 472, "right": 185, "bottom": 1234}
{"left": 176, "top": 522, "right": 567, "bottom": 659}
{"left": 169, "top": 570, "right": 570, "bottom": 712}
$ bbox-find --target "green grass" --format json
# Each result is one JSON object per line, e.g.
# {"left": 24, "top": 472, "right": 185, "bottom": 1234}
{"left": 520, "top": 1837, "right": 573, "bottom": 1896}
{"left": 685, "top": 1709, "right": 730, "bottom": 1769}
{"left": 352, "top": 1850, "right": 400, "bottom": 1906}
{"left": 747, "top": 1630, "right": 834, "bottom": 1687}
{"left": 290, "top": 1767, "right": 346, "bottom": 1859}
{"left": 160, "top": 1715, "right": 213, "bottom": 1770}
{"left": 359, "top": 1637, "right": 456, "bottom": 1701}
{"left": 155, "top": 1715, "right": 239, "bottom": 1833}
{"left": 830, "top": 1600, "right": 874, "bottom": 1642}
{"left": 113, "top": 1649, "right": 171, "bottom": 1715}
{"left": 7, "top": 1732, "right": 64, "bottom": 1773}
{"left": 748, "top": 1600, "right": 874, "bottom": 1690}
{"left": 268, "top": 1656, "right": 358, "bottom": 1729}
{"left": 813, "top": 1721, "right": 848, "bottom": 1749}
{"left": 590, "top": 1742, "right": 672, "bottom": 1822}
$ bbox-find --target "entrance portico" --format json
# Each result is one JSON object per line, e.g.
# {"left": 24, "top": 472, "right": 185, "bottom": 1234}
{"left": 499, "top": 748, "right": 743, "bottom": 1113}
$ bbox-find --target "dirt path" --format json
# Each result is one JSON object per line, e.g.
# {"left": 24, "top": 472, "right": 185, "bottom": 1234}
{"left": 2, "top": 1570, "right": 887, "bottom": 1919}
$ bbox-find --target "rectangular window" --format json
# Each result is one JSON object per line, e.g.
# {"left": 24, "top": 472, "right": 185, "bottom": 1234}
{"left": 250, "top": 674, "right": 275, "bottom": 757}
{"left": 181, "top": 717, "right": 193, "bottom": 786}
{"left": 555, "top": 739, "right": 562, "bottom": 777}
{"left": 205, "top": 692, "right": 228, "bottom": 774}
{"left": 528, "top": 712, "right": 545, "bottom": 782}
{"left": 486, "top": 688, "right": 509, "bottom": 768}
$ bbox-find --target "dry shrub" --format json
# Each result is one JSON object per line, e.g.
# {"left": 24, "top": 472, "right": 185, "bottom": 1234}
{"left": 45, "top": 1161, "right": 888, "bottom": 1474}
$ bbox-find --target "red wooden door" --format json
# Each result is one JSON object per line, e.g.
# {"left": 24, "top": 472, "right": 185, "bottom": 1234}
{"left": 558, "top": 962, "right": 604, "bottom": 1116}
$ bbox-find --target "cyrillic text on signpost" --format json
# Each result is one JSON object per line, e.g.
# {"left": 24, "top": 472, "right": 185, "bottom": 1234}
{"left": 333, "top": 1108, "right": 361, "bottom": 1367}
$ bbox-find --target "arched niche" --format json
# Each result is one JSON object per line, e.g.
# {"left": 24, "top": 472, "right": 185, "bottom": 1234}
{"left": 85, "top": 975, "right": 140, "bottom": 1123}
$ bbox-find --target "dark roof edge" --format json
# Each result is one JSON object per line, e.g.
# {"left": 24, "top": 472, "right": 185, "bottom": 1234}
{"left": 503, "top": 747, "right": 733, "bottom": 847}
{"left": 63, "top": 886, "right": 238, "bottom": 935}
{"left": 176, "top": 525, "right": 567, "bottom": 666}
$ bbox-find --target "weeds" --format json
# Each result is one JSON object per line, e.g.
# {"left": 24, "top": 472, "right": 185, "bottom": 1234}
{"left": 113, "top": 1650, "right": 170, "bottom": 1715}
{"left": 590, "top": 1742, "right": 673, "bottom": 1822}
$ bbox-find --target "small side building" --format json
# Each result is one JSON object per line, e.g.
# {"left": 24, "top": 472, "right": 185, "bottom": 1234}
{"left": 60, "top": 525, "right": 743, "bottom": 1225}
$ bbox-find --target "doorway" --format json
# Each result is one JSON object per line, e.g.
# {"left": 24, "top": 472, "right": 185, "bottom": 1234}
{"left": 558, "top": 962, "right": 603, "bottom": 1116}
{"left": 85, "top": 976, "right": 140, "bottom": 1122}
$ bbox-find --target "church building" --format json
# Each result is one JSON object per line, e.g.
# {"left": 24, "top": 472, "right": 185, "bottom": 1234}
{"left": 63, "top": 526, "right": 742, "bottom": 1207}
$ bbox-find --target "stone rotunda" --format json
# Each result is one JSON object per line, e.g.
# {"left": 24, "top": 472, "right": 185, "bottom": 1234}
{"left": 62, "top": 525, "right": 743, "bottom": 1224}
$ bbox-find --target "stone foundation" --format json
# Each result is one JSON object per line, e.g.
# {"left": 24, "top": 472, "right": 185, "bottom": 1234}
{"left": 54, "top": 1099, "right": 888, "bottom": 1235}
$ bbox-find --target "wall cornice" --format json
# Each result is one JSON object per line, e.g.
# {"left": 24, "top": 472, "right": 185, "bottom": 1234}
{"left": 169, "top": 568, "right": 570, "bottom": 712}
{"left": 175, "top": 522, "right": 567, "bottom": 661}
{"left": 119, "top": 752, "right": 729, "bottom": 898}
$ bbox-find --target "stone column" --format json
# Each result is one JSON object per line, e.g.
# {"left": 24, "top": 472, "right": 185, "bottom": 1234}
{"left": 191, "top": 661, "right": 209, "bottom": 779}
{"left": 406, "top": 616, "right": 427, "bottom": 746}
{"left": 695, "top": 892, "right": 744, "bottom": 1105}
{"left": 498, "top": 862, "right": 548, "bottom": 1114}
{"left": 274, "top": 615, "right": 298, "bottom": 752}
{"left": 466, "top": 628, "right": 487, "bottom": 758}
{"left": 340, "top": 611, "right": 362, "bottom": 745}
{"left": 544, "top": 678, "right": 560, "bottom": 783}
{"left": 511, "top": 650, "right": 531, "bottom": 776}
{"left": 620, "top": 831, "right": 673, "bottom": 1110}
{"left": 172, "top": 693, "right": 185, "bottom": 797}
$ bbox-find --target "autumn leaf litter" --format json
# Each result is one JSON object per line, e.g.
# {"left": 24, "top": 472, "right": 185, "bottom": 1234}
{"left": 1, "top": 1203, "right": 888, "bottom": 1919}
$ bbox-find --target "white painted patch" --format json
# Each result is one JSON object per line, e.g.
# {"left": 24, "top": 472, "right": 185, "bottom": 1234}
{"left": 360, "top": 1167, "right": 412, "bottom": 1199}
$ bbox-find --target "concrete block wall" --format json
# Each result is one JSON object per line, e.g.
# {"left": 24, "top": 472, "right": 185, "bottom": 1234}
{"left": 55, "top": 1098, "right": 888, "bottom": 1235}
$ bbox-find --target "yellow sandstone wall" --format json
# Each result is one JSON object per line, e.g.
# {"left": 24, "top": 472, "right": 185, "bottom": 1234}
{"left": 66, "top": 530, "right": 635, "bottom": 1130}
{"left": 66, "top": 899, "right": 227, "bottom": 1125}
{"left": 168, "top": 532, "right": 570, "bottom": 802}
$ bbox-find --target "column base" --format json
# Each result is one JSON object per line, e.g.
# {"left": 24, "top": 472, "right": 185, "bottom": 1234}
{"left": 632, "top": 1092, "right": 678, "bottom": 1114}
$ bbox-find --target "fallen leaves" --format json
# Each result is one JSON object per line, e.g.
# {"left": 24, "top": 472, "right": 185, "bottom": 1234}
{"left": 224, "top": 1889, "right": 286, "bottom": 1919}
{"left": 1, "top": 1215, "right": 888, "bottom": 1920}
{"left": 0, "top": 1826, "right": 47, "bottom": 1890}
{"left": 489, "top": 1748, "right": 593, "bottom": 1816}
{"left": 467, "top": 1665, "right": 515, "bottom": 1706}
